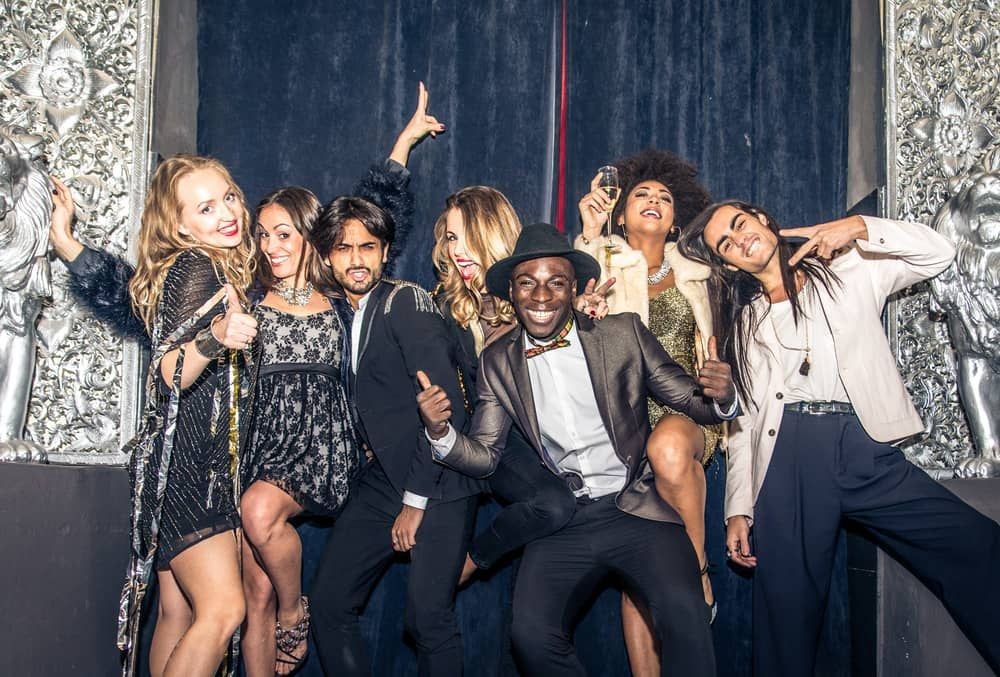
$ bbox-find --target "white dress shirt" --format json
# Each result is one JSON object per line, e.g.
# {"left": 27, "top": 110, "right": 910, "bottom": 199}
{"left": 349, "top": 291, "right": 372, "bottom": 374}
{"left": 523, "top": 324, "right": 628, "bottom": 498}
{"left": 431, "top": 323, "right": 625, "bottom": 499}
{"left": 429, "top": 320, "right": 737, "bottom": 497}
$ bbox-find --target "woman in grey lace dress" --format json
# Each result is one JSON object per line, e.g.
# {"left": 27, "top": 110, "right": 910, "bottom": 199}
{"left": 240, "top": 85, "right": 444, "bottom": 676}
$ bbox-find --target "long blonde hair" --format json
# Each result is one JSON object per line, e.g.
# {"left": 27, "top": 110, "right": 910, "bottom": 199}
{"left": 432, "top": 186, "right": 520, "bottom": 354}
{"left": 129, "top": 155, "right": 256, "bottom": 332}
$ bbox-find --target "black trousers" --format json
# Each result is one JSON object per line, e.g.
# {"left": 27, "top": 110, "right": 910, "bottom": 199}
{"left": 469, "top": 432, "right": 576, "bottom": 569}
{"left": 510, "top": 495, "right": 716, "bottom": 677}
{"left": 309, "top": 461, "right": 476, "bottom": 677}
{"left": 753, "top": 410, "right": 1000, "bottom": 676}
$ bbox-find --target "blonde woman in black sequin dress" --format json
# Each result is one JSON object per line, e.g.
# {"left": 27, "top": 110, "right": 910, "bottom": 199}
{"left": 51, "top": 156, "right": 259, "bottom": 677}
{"left": 575, "top": 150, "right": 724, "bottom": 677}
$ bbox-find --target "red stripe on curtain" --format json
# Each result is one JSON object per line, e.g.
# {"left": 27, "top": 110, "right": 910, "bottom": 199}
{"left": 554, "top": 0, "right": 568, "bottom": 232}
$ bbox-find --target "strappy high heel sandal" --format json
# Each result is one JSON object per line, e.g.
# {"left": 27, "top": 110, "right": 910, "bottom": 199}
{"left": 275, "top": 595, "right": 310, "bottom": 675}
{"left": 701, "top": 561, "right": 718, "bottom": 625}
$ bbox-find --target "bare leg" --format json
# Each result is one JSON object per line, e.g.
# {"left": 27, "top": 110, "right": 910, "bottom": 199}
{"left": 621, "top": 592, "right": 659, "bottom": 677}
{"left": 241, "top": 536, "right": 277, "bottom": 677}
{"left": 149, "top": 571, "right": 193, "bottom": 677}
{"left": 240, "top": 480, "right": 305, "bottom": 674}
{"left": 647, "top": 414, "right": 710, "bottom": 605}
{"left": 623, "top": 415, "right": 710, "bottom": 675}
{"left": 162, "top": 530, "right": 245, "bottom": 677}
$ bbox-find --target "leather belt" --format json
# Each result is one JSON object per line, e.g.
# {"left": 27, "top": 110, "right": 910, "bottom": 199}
{"left": 784, "top": 401, "right": 855, "bottom": 415}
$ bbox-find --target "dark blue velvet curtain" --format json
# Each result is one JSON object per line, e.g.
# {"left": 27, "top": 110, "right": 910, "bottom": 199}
{"left": 563, "top": 0, "right": 851, "bottom": 232}
{"left": 197, "top": 2, "right": 853, "bottom": 675}
{"left": 199, "top": 0, "right": 559, "bottom": 289}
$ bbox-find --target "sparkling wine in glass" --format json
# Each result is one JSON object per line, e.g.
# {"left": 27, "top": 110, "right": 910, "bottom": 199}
{"left": 597, "top": 165, "right": 621, "bottom": 267}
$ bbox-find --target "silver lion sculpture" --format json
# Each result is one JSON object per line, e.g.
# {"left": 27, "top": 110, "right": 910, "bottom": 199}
{"left": 0, "top": 124, "right": 52, "bottom": 463}
{"left": 930, "top": 148, "right": 1000, "bottom": 478}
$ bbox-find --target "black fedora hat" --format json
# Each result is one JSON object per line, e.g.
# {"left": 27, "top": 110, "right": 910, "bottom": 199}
{"left": 485, "top": 223, "right": 601, "bottom": 301}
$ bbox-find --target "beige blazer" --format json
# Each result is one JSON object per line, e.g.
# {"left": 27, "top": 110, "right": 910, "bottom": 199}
{"left": 725, "top": 216, "right": 957, "bottom": 524}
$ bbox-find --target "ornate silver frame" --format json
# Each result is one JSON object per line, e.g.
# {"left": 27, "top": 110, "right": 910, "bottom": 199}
{"left": 2, "top": 0, "right": 159, "bottom": 464}
{"left": 882, "top": 0, "right": 999, "bottom": 473}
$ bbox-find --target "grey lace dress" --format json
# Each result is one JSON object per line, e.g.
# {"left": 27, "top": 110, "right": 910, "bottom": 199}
{"left": 244, "top": 305, "right": 360, "bottom": 515}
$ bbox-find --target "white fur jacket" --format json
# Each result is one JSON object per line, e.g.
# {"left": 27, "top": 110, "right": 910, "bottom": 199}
{"left": 574, "top": 234, "right": 714, "bottom": 365}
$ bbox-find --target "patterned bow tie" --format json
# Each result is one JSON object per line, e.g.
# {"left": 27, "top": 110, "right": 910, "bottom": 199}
{"left": 524, "top": 317, "right": 574, "bottom": 359}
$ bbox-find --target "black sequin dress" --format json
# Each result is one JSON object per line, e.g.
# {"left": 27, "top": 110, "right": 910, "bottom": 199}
{"left": 148, "top": 250, "right": 246, "bottom": 567}
{"left": 243, "top": 305, "right": 360, "bottom": 515}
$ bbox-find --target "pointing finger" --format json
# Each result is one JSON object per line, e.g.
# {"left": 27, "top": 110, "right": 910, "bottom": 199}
{"left": 780, "top": 226, "right": 815, "bottom": 238}
{"left": 417, "top": 81, "right": 428, "bottom": 114}
{"left": 787, "top": 236, "right": 819, "bottom": 267}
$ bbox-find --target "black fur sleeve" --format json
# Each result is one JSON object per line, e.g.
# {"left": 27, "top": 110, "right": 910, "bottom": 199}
{"left": 353, "top": 159, "right": 414, "bottom": 275}
{"left": 65, "top": 246, "right": 148, "bottom": 343}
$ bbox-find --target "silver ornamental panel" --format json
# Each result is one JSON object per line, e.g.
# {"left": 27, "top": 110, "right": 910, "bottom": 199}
{"left": 0, "top": 1, "right": 155, "bottom": 464}
{"left": 885, "top": 0, "right": 999, "bottom": 472}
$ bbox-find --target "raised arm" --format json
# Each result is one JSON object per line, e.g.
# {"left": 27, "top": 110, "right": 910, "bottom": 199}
{"left": 387, "top": 81, "right": 445, "bottom": 169}
{"left": 783, "top": 215, "right": 956, "bottom": 297}
{"left": 50, "top": 176, "right": 147, "bottom": 341}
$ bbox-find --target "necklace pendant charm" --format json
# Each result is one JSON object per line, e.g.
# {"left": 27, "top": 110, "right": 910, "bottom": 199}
{"left": 799, "top": 355, "right": 811, "bottom": 376}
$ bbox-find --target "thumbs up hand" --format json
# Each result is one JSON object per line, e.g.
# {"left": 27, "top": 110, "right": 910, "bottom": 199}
{"left": 416, "top": 369, "right": 452, "bottom": 439}
{"left": 212, "top": 284, "right": 258, "bottom": 350}
{"left": 697, "top": 336, "right": 735, "bottom": 408}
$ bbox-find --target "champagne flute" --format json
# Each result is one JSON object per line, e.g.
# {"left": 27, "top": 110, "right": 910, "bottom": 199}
{"left": 597, "top": 165, "right": 621, "bottom": 267}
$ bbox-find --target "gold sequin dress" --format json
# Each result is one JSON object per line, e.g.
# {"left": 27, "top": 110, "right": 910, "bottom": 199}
{"left": 647, "top": 287, "right": 722, "bottom": 465}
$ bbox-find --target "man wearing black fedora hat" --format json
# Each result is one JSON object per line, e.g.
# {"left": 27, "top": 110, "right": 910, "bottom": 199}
{"left": 416, "top": 223, "right": 737, "bottom": 675}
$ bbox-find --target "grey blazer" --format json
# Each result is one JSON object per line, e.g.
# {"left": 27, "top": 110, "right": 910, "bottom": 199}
{"left": 440, "top": 310, "right": 727, "bottom": 524}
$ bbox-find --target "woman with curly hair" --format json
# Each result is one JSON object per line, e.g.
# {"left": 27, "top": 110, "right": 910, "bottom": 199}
{"left": 53, "top": 156, "right": 258, "bottom": 677}
{"left": 576, "top": 149, "right": 724, "bottom": 676}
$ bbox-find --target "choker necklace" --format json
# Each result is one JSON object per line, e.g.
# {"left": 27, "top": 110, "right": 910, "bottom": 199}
{"left": 274, "top": 280, "right": 314, "bottom": 306}
{"left": 647, "top": 257, "right": 672, "bottom": 285}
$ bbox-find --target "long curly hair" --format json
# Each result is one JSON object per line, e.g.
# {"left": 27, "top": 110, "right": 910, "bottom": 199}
{"left": 610, "top": 149, "right": 711, "bottom": 240}
{"left": 129, "top": 155, "right": 256, "bottom": 333}
{"left": 432, "top": 186, "right": 519, "bottom": 354}
{"left": 254, "top": 186, "right": 332, "bottom": 293}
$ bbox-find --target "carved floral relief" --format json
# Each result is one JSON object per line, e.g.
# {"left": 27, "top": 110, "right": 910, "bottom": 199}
{"left": 888, "top": 0, "right": 999, "bottom": 470}
{"left": 0, "top": 1, "right": 153, "bottom": 463}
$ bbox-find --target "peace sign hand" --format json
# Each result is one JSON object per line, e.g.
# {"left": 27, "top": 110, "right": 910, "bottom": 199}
{"left": 784, "top": 215, "right": 868, "bottom": 266}
{"left": 574, "top": 276, "right": 616, "bottom": 319}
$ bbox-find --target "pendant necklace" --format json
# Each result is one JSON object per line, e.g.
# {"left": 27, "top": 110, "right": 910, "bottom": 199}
{"left": 769, "top": 285, "right": 812, "bottom": 376}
